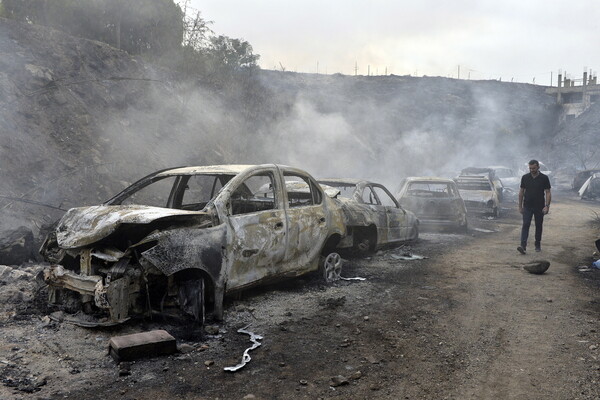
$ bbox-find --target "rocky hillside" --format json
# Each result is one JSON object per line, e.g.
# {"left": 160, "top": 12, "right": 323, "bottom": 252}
{"left": 0, "top": 17, "right": 584, "bottom": 263}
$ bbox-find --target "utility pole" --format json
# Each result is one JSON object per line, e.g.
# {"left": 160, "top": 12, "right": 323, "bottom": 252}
{"left": 458, "top": 65, "right": 460, "bottom": 79}
{"left": 368, "top": 65, "right": 370, "bottom": 76}
{"left": 354, "top": 61, "right": 358, "bottom": 76}
{"left": 316, "top": 61, "right": 319, "bottom": 74}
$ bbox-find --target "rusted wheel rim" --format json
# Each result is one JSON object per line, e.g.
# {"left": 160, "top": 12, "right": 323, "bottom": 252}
{"left": 323, "top": 252, "right": 342, "bottom": 283}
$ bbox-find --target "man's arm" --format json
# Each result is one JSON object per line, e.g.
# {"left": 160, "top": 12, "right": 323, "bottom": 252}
{"left": 543, "top": 188, "right": 551, "bottom": 214}
{"left": 518, "top": 187, "right": 525, "bottom": 214}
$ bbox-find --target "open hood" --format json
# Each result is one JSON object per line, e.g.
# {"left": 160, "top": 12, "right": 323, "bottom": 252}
{"left": 56, "top": 205, "right": 210, "bottom": 248}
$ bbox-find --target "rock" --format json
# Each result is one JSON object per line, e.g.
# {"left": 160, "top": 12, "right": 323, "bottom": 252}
{"left": 521, "top": 260, "right": 550, "bottom": 274}
{"left": 350, "top": 371, "right": 362, "bottom": 380}
{"left": 204, "top": 325, "right": 220, "bottom": 335}
{"left": 330, "top": 375, "right": 349, "bottom": 387}
{"left": 178, "top": 344, "right": 195, "bottom": 354}
{"left": 0, "top": 226, "right": 36, "bottom": 265}
{"left": 204, "top": 360, "right": 214, "bottom": 367}
{"left": 299, "top": 379, "right": 308, "bottom": 385}
{"left": 118, "top": 362, "right": 131, "bottom": 376}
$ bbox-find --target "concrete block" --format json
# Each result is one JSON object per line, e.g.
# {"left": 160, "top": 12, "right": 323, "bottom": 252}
{"left": 108, "top": 330, "right": 177, "bottom": 362}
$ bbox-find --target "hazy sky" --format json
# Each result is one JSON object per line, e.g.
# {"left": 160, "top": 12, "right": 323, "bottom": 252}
{"left": 188, "top": 0, "right": 599, "bottom": 85}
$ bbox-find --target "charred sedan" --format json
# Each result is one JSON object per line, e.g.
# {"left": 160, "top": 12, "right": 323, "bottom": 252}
{"left": 318, "top": 179, "right": 419, "bottom": 253}
{"left": 396, "top": 177, "right": 468, "bottom": 232}
{"left": 40, "top": 165, "right": 345, "bottom": 326}
{"left": 454, "top": 175, "right": 500, "bottom": 217}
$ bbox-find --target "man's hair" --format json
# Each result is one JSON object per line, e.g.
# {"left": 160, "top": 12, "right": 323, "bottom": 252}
{"left": 528, "top": 159, "right": 539, "bottom": 166}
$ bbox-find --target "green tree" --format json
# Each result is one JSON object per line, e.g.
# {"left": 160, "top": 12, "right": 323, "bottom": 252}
{"left": 208, "top": 35, "right": 259, "bottom": 70}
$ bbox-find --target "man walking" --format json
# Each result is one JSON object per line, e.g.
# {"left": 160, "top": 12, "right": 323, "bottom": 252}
{"left": 518, "top": 159, "right": 551, "bottom": 254}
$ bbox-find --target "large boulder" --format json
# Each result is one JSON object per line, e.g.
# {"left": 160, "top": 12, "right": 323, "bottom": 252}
{"left": 0, "top": 226, "right": 37, "bottom": 265}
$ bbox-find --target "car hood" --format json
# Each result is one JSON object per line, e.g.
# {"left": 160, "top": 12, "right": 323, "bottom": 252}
{"left": 459, "top": 190, "right": 495, "bottom": 202}
{"left": 56, "top": 205, "right": 210, "bottom": 249}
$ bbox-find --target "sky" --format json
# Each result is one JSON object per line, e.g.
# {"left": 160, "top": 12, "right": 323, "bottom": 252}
{"left": 187, "top": 0, "right": 600, "bottom": 85}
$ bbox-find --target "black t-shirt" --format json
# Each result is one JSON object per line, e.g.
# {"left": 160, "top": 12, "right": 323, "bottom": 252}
{"left": 520, "top": 172, "right": 551, "bottom": 209}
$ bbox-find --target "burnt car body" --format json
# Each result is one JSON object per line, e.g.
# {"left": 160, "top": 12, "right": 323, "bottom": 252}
{"left": 454, "top": 175, "right": 500, "bottom": 217}
{"left": 460, "top": 167, "right": 504, "bottom": 202}
{"left": 40, "top": 165, "right": 346, "bottom": 326}
{"left": 579, "top": 172, "right": 600, "bottom": 200}
{"left": 486, "top": 165, "right": 520, "bottom": 190}
{"left": 396, "top": 177, "right": 468, "bottom": 232}
{"left": 317, "top": 179, "right": 419, "bottom": 252}
{"left": 573, "top": 169, "right": 600, "bottom": 192}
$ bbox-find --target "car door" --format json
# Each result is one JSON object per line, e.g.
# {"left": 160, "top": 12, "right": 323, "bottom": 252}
{"left": 224, "top": 169, "right": 288, "bottom": 290}
{"left": 281, "top": 170, "right": 328, "bottom": 269}
{"left": 371, "top": 184, "right": 408, "bottom": 241}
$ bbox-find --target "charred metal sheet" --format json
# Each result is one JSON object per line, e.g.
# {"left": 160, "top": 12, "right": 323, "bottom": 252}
{"left": 580, "top": 173, "right": 600, "bottom": 199}
{"left": 56, "top": 205, "right": 212, "bottom": 248}
{"left": 340, "top": 276, "right": 366, "bottom": 281}
{"left": 140, "top": 224, "right": 226, "bottom": 277}
{"left": 43, "top": 265, "right": 101, "bottom": 295}
{"left": 223, "top": 327, "right": 263, "bottom": 372}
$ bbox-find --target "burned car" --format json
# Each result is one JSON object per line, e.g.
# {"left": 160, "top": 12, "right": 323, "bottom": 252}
{"left": 40, "top": 165, "right": 346, "bottom": 326}
{"left": 454, "top": 175, "right": 500, "bottom": 217}
{"left": 317, "top": 179, "right": 419, "bottom": 252}
{"left": 573, "top": 169, "right": 600, "bottom": 192}
{"left": 396, "top": 177, "right": 468, "bottom": 232}
{"left": 460, "top": 167, "right": 504, "bottom": 202}
{"left": 487, "top": 165, "right": 520, "bottom": 190}
{"left": 579, "top": 172, "right": 600, "bottom": 200}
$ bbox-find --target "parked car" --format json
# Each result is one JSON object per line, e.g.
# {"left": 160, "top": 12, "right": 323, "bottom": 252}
{"left": 40, "top": 165, "right": 346, "bottom": 327}
{"left": 486, "top": 165, "right": 520, "bottom": 190}
{"left": 396, "top": 177, "right": 468, "bottom": 232}
{"left": 573, "top": 169, "right": 600, "bottom": 192}
{"left": 579, "top": 172, "right": 600, "bottom": 200}
{"left": 454, "top": 175, "right": 500, "bottom": 217}
{"left": 460, "top": 167, "right": 504, "bottom": 202}
{"left": 317, "top": 179, "right": 419, "bottom": 252}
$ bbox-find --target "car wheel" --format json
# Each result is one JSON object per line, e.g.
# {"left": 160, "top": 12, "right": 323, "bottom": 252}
{"left": 321, "top": 252, "right": 342, "bottom": 283}
{"left": 178, "top": 278, "right": 205, "bottom": 325}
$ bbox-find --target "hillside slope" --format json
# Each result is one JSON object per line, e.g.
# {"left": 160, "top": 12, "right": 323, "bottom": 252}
{"left": 0, "top": 18, "right": 579, "bottom": 263}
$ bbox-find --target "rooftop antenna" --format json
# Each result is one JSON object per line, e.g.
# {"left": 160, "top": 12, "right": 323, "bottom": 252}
{"left": 278, "top": 62, "right": 286, "bottom": 72}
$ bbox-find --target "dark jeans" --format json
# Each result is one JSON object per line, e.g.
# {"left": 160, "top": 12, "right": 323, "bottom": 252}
{"left": 520, "top": 207, "right": 544, "bottom": 249}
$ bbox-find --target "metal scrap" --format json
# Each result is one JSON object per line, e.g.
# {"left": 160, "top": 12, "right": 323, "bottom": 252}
{"left": 340, "top": 276, "right": 366, "bottom": 281}
{"left": 390, "top": 253, "right": 427, "bottom": 261}
{"left": 223, "top": 327, "right": 263, "bottom": 372}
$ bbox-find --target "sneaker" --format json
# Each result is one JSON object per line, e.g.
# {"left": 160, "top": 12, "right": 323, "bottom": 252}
{"left": 535, "top": 247, "right": 541, "bottom": 252}
{"left": 517, "top": 246, "right": 526, "bottom": 255}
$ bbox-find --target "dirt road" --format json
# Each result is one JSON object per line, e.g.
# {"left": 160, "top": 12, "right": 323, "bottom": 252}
{"left": 1, "top": 189, "right": 599, "bottom": 399}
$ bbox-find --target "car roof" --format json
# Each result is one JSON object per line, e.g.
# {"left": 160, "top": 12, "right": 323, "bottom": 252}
{"left": 318, "top": 178, "right": 368, "bottom": 186}
{"left": 404, "top": 176, "right": 456, "bottom": 183}
{"left": 156, "top": 164, "right": 279, "bottom": 176}
{"left": 455, "top": 175, "right": 490, "bottom": 181}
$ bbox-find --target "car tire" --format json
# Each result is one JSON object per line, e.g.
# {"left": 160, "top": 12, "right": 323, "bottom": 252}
{"left": 321, "top": 252, "right": 342, "bottom": 283}
{"left": 178, "top": 278, "right": 205, "bottom": 325}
